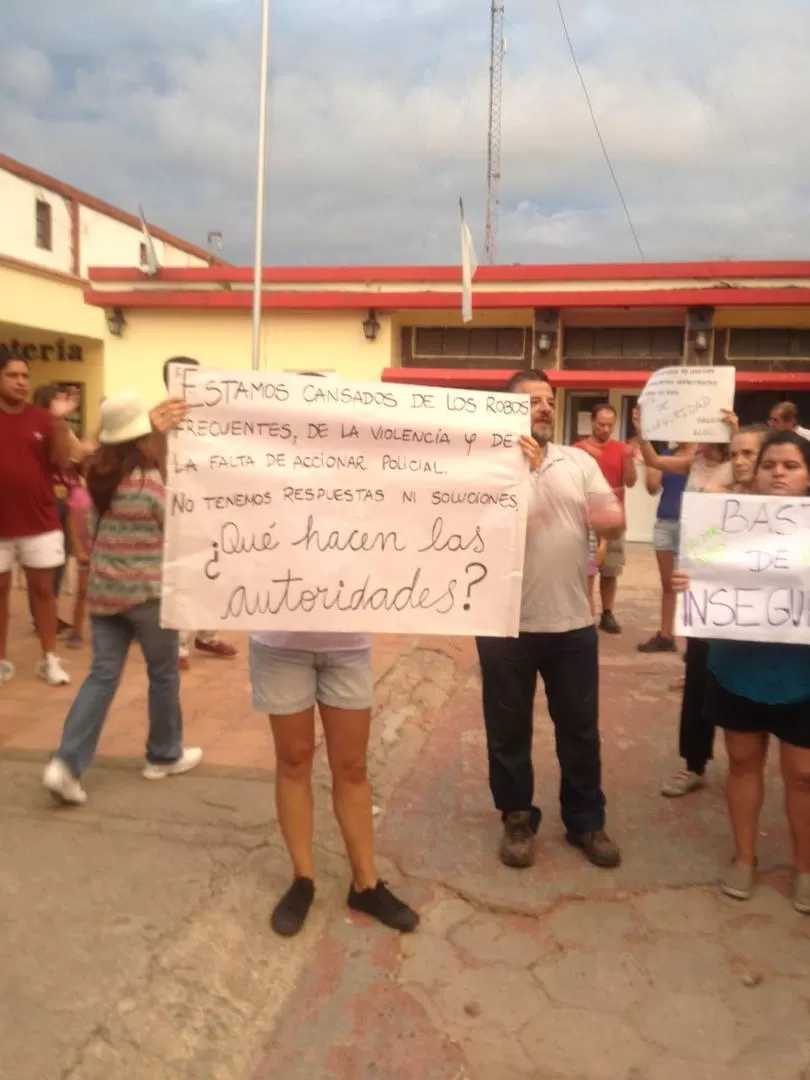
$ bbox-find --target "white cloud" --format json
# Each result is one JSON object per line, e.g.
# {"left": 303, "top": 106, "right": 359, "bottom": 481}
{"left": 0, "top": 0, "right": 808, "bottom": 264}
{"left": 0, "top": 43, "right": 53, "bottom": 101}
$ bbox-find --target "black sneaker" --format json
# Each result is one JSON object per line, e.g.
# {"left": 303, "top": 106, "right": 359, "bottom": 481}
{"left": 271, "top": 877, "right": 315, "bottom": 937}
{"left": 637, "top": 633, "right": 677, "bottom": 654}
{"left": 348, "top": 881, "right": 419, "bottom": 933}
{"left": 599, "top": 611, "right": 621, "bottom": 634}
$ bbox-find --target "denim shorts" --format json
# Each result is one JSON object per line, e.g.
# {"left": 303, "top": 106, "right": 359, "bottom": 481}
{"left": 249, "top": 639, "right": 373, "bottom": 716}
{"left": 653, "top": 518, "right": 680, "bottom": 553}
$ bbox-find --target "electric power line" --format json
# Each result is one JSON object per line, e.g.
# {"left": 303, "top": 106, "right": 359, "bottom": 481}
{"left": 554, "top": 0, "right": 645, "bottom": 261}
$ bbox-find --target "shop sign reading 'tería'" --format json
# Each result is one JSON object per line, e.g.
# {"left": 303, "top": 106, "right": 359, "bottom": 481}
{"left": 0, "top": 338, "right": 83, "bottom": 363}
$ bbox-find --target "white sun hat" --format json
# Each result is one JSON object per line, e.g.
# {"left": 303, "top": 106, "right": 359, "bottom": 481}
{"left": 98, "top": 391, "right": 153, "bottom": 445}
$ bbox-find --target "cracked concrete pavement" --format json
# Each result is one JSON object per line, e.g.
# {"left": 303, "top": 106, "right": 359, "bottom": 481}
{"left": 2, "top": 546, "right": 810, "bottom": 1080}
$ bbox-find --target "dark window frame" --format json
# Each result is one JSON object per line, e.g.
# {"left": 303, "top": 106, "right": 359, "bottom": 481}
{"left": 35, "top": 199, "right": 53, "bottom": 251}
{"left": 727, "top": 328, "right": 810, "bottom": 360}
{"left": 562, "top": 326, "right": 684, "bottom": 363}
{"left": 401, "top": 326, "right": 531, "bottom": 369}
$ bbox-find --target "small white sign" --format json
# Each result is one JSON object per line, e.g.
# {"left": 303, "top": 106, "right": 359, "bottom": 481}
{"left": 676, "top": 492, "right": 810, "bottom": 644}
{"left": 161, "top": 368, "right": 531, "bottom": 637}
{"left": 639, "top": 366, "right": 735, "bottom": 443}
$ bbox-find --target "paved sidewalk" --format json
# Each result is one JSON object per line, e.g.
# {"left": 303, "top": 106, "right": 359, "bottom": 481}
{"left": 1, "top": 546, "right": 809, "bottom": 1080}
{"left": 258, "top": 547, "right": 810, "bottom": 1080}
{"left": 0, "top": 583, "right": 411, "bottom": 770}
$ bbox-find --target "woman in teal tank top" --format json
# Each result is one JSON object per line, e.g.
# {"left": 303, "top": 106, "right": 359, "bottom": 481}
{"left": 673, "top": 431, "right": 810, "bottom": 915}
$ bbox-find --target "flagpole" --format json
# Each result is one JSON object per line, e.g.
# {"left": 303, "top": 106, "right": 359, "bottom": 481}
{"left": 251, "top": 0, "right": 271, "bottom": 371}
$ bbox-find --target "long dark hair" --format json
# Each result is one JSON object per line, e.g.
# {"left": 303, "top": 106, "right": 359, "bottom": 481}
{"left": 85, "top": 441, "right": 152, "bottom": 521}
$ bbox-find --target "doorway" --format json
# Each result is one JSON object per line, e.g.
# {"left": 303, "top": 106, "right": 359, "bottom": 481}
{"left": 563, "top": 392, "right": 610, "bottom": 444}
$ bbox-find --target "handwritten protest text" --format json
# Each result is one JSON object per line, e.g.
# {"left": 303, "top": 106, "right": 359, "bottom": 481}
{"left": 161, "top": 369, "right": 530, "bottom": 636}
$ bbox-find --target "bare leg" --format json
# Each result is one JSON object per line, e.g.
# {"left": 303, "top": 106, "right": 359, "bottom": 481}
{"left": 26, "top": 567, "right": 57, "bottom": 656}
{"left": 320, "top": 703, "right": 377, "bottom": 891}
{"left": 269, "top": 709, "right": 316, "bottom": 880}
{"left": 656, "top": 550, "right": 676, "bottom": 640}
{"left": 0, "top": 571, "right": 10, "bottom": 661}
{"left": 780, "top": 742, "right": 810, "bottom": 874}
{"left": 724, "top": 730, "right": 769, "bottom": 866}
{"left": 600, "top": 574, "right": 618, "bottom": 615}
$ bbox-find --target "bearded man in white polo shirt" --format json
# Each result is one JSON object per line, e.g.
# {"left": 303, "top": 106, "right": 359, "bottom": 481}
{"left": 476, "top": 369, "right": 625, "bottom": 870}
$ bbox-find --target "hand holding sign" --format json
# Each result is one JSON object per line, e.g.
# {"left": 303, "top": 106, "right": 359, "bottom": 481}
{"left": 638, "top": 366, "right": 735, "bottom": 443}
{"left": 150, "top": 397, "right": 189, "bottom": 434}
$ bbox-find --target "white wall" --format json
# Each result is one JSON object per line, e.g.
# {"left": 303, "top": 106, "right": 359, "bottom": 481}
{"left": 0, "top": 164, "right": 208, "bottom": 277}
{"left": 78, "top": 206, "right": 207, "bottom": 276}
{"left": 0, "top": 169, "right": 73, "bottom": 273}
{"left": 625, "top": 464, "right": 658, "bottom": 544}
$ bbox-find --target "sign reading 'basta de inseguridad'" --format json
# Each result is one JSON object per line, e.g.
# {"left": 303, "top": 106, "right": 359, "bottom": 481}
{"left": 677, "top": 492, "right": 810, "bottom": 644}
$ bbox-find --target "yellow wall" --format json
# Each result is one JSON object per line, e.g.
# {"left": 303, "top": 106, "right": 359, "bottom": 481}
{"left": 0, "top": 264, "right": 105, "bottom": 340}
{"left": 102, "top": 309, "right": 395, "bottom": 403}
{"left": 715, "top": 306, "right": 810, "bottom": 329}
{"left": 0, "top": 265, "right": 106, "bottom": 435}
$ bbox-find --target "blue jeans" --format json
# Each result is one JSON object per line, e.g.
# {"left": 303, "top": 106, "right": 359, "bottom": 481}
{"left": 56, "top": 600, "right": 183, "bottom": 776}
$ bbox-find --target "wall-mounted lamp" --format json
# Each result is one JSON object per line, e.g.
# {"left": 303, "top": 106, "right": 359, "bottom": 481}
{"left": 687, "top": 306, "right": 714, "bottom": 360}
{"left": 533, "top": 308, "right": 559, "bottom": 359}
{"left": 536, "top": 331, "right": 553, "bottom": 354}
{"left": 105, "top": 308, "right": 126, "bottom": 337}
{"left": 362, "top": 310, "right": 380, "bottom": 342}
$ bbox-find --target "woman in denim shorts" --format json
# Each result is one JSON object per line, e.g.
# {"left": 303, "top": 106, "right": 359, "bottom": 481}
{"left": 250, "top": 630, "right": 419, "bottom": 937}
{"left": 638, "top": 445, "right": 690, "bottom": 655}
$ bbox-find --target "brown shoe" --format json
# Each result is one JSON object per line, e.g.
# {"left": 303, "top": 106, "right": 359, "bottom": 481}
{"left": 566, "top": 829, "right": 621, "bottom": 868}
{"left": 499, "top": 811, "right": 536, "bottom": 869}
{"left": 178, "top": 656, "right": 190, "bottom": 672}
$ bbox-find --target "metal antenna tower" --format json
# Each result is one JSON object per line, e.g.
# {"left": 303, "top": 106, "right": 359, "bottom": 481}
{"left": 484, "top": 0, "right": 505, "bottom": 265}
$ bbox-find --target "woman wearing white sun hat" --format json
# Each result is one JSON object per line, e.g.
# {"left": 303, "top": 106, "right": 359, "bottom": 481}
{"left": 43, "top": 391, "right": 202, "bottom": 805}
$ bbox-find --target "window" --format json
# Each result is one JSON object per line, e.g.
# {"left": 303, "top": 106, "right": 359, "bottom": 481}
{"left": 402, "top": 326, "right": 530, "bottom": 368}
{"left": 728, "top": 329, "right": 810, "bottom": 359}
{"left": 35, "top": 199, "right": 52, "bottom": 251}
{"left": 563, "top": 327, "right": 684, "bottom": 370}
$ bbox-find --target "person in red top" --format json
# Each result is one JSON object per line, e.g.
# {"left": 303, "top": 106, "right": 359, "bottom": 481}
{"left": 0, "top": 351, "right": 77, "bottom": 685}
{"left": 574, "top": 404, "right": 637, "bottom": 634}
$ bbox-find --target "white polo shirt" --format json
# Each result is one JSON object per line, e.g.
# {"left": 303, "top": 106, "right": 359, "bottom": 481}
{"left": 520, "top": 444, "right": 617, "bottom": 635}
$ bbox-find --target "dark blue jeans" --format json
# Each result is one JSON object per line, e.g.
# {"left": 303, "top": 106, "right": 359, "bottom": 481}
{"left": 56, "top": 600, "right": 183, "bottom": 776}
{"left": 476, "top": 625, "right": 606, "bottom": 835}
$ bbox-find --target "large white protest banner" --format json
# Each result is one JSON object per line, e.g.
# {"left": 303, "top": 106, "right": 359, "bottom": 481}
{"left": 639, "top": 366, "right": 735, "bottom": 443}
{"left": 676, "top": 492, "right": 810, "bottom": 644}
{"left": 161, "top": 368, "right": 531, "bottom": 636}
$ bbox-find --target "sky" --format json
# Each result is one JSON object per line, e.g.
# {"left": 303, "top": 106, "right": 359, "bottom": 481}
{"left": 0, "top": 0, "right": 808, "bottom": 266}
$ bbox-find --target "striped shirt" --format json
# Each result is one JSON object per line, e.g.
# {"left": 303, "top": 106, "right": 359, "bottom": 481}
{"left": 87, "top": 469, "right": 165, "bottom": 616}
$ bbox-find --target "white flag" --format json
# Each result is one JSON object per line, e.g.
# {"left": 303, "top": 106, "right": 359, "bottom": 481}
{"left": 138, "top": 205, "right": 160, "bottom": 276}
{"left": 460, "top": 198, "right": 478, "bottom": 323}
